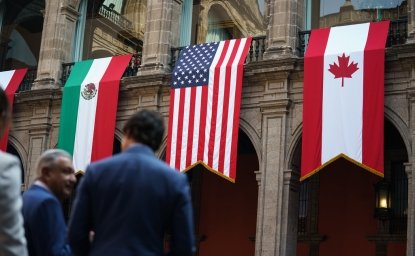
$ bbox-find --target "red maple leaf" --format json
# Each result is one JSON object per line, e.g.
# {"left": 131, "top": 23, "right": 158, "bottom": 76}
{"left": 328, "top": 53, "right": 359, "bottom": 87}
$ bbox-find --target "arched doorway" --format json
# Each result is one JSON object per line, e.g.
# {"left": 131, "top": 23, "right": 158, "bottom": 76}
{"left": 294, "top": 120, "right": 408, "bottom": 256}
{"left": 187, "top": 129, "right": 259, "bottom": 256}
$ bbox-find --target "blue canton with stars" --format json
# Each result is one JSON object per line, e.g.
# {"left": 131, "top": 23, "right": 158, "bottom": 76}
{"left": 172, "top": 42, "right": 220, "bottom": 89}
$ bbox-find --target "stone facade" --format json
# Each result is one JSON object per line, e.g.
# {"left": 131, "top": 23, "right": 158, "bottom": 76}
{"left": 4, "top": 0, "right": 415, "bottom": 255}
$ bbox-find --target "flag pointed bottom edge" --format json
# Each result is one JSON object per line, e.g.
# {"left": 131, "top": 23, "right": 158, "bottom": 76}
{"left": 300, "top": 153, "right": 384, "bottom": 182}
{"left": 181, "top": 160, "right": 235, "bottom": 183}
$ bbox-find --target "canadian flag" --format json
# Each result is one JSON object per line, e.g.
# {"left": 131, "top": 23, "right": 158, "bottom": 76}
{"left": 0, "top": 69, "right": 27, "bottom": 151}
{"left": 301, "top": 21, "right": 389, "bottom": 181}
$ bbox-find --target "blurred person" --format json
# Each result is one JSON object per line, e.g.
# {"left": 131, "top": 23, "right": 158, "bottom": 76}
{"left": 22, "top": 149, "right": 76, "bottom": 256}
{"left": 69, "top": 109, "right": 195, "bottom": 256}
{"left": 0, "top": 87, "right": 28, "bottom": 256}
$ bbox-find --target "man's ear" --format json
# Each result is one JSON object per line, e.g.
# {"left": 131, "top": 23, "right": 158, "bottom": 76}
{"left": 41, "top": 167, "right": 53, "bottom": 179}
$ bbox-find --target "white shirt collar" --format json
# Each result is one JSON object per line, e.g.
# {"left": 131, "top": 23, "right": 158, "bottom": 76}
{"left": 34, "top": 180, "right": 51, "bottom": 193}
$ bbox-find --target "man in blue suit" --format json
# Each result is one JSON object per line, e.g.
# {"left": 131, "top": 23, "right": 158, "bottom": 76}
{"left": 22, "top": 149, "right": 76, "bottom": 256}
{"left": 68, "top": 109, "right": 195, "bottom": 256}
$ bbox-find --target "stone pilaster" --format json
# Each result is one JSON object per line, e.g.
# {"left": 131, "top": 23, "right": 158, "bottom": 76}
{"left": 256, "top": 96, "right": 293, "bottom": 256}
{"left": 263, "top": 0, "right": 301, "bottom": 59}
{"left": 33, "top": 0, "right": 79, "bottom": 89}
{"left": 15, "top": 90, "right": 58, "bottom": 187}
{"left": 405, "top": 163, "right": 414, "bottom": 256}
{"left": 407, "top": 68, "right": 415, "bottom": 255}
{"left": 254, "top": 170, "right": 264, "bottom": 256}
{"left": 26, "top": 124, "right": 52, "bottom": 186}
{"left": 139, "top": 0, "right": 182, "bottom": 74}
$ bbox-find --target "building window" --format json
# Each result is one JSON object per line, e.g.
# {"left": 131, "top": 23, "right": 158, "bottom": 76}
{"left": 191, "top": 0, "right": 266, "bottom": 44}
{"left": 306, "top": 0, "right": 407, "bottom": 29}
{"left": 0, "top": 0, "right": 44, "bottom": 70}
{"left": 79, "top": 0, "right": 145, "bottom": 60}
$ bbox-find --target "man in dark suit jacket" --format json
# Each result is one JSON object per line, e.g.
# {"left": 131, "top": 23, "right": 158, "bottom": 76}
{"left": 68, "top": 109, "right": 195, "bottom": 256}
{"left": 22, "top": 149, "right": 76, "bottom": 256}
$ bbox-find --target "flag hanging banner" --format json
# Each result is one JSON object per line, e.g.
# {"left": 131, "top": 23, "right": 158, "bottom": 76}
{"left": 58, "top": 55, "right": 131, "bottom": 172}
{"left": 0, "top": 69, "right": 27, "bottom": 151}
{"left": 166, "top": 38, "right": 252, "bottom": 182}
{"left": 301, "top": 21, "right": 389, "bottom": 181}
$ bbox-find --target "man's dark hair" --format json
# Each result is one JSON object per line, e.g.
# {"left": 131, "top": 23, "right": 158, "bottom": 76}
{"left": 122, "top": 109, "right": 164, "bottom": 151}
{"left": 0, "top": 87, "right": 9, "bottom": 118}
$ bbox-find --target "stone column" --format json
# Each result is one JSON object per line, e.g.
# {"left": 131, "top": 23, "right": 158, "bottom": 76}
{"left": 32, "top": 0, "right": 79, "bottom": 89}
{"left": 264, "top": 0, "right": 300, "bottom": 59}
{"left": 254, "top": 170, "right": 264, "bottom": 256}
{"left": 405, "top": 163, "right": 414, "bottom": 256}
{"left": 256, "top": 96, "right": 295, "bottom": 256}
{"left": 140, "top": 0, "right": 182, "bottom": 74}
{"left": 16, "top": 91, "right": 56, "bottom": 187}
{"left": 407, "top": 69, "right": 415, "bottom": 256}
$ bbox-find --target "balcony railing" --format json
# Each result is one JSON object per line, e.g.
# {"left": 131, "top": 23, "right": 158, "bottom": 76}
{"left": 17, "top": 68, "right": 37, "bottom": 92}
{"left": 61, "top": 53, "right": 141, "bottom": 85}
{"left": 98, "top": 4, "right": 133, "bottom": 31}
{"left": 170, "top": 36, "right": 267, "bottom": 69}
{"left": 297, "top": 19, "right": 408, "bottom": 56}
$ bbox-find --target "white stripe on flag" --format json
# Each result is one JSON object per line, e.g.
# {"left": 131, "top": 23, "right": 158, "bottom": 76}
{"left": 204, "top": 41, "right": 225, "bottom": 163}
{"left": 73, "top": 57, "right": 112, "bottom": 171}
{"left": 180, "top": 87, "right": 192, "bottom": 170}
{"left": 212, "top": 39, "right": 236, "bottom": 171}
{"left": 191, "top": 86, "right": 202, "bottom": 164}
{"left": 224, "top": 38, "right": 248, "bottom": 176}
{"left": 0, "top": 71, "right": 15, "bottom": 90}
{"left": 322, "top": 23, "right": 369, "bottom": 164}
{"left": 170, "top": 90, "right": 181, "bottom": 168}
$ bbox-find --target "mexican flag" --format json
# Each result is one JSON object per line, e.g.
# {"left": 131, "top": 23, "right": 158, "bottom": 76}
{"left": 0, "top": 69, "right": 27, "bottom": 151}
{"left": 301, "top": 21, "right": 389, "bottom": 181}
{"left": 58, "top": 55, "right": 131, "bottom": 172}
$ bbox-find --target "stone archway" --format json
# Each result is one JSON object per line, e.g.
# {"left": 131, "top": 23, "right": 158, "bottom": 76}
{"left": 290, "top": 119, "right": 409, "bottom": 256}
{"left": 184, "top": 129, "right": 259, "bottom": 256}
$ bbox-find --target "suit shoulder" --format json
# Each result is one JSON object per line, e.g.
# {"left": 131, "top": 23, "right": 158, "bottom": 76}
{"left": 0, "top": 152, "right": 19, "bottom": 166}
{"left": 23, "top": 186, "right": 56, "bottom": 202}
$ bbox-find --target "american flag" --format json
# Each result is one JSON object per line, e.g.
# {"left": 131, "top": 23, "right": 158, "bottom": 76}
{"left": 166, "top": 38, "right": 252, "bottom": 182}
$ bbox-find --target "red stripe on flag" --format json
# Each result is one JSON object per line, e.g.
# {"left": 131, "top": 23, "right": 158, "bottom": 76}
{"left": 91, "top": 55, "right": 131, "bottom": 161}
{"left": 0, "top": 69, "right": 27, "bottom": 151}
{"left": 186, "top": 87, "right": 197, "bottom": 167}
{"left": 175, "top": 88, "right": 186, "bottom": 170}
{"left": 207, "top": 41, "right": 230, "bottom": 167}
{"left": 218, "top": 39, "right": 241, "bottom": 173}
{"left": 229, "top": 38, "right": 252, "bottom": 180}
{"left": 301, "top": 28, "right": 330, "bottom": 180}
{"left": 198, "top": 85, "right": 208, "bottom": 161}
{"left": 362, "top": 21, "right": 389, "bottom": 175}
{"left": 166, "top": 89, "right": 176, "bottom": 165}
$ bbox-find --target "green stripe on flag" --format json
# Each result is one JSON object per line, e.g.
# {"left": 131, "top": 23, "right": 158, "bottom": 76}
{"left": 58, "top": 60, "right": 93, "bottom": 155}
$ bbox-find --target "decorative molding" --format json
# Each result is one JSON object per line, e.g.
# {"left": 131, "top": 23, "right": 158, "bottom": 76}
{"left": 60, "top": 4, "right": 80, "bottom": 22}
